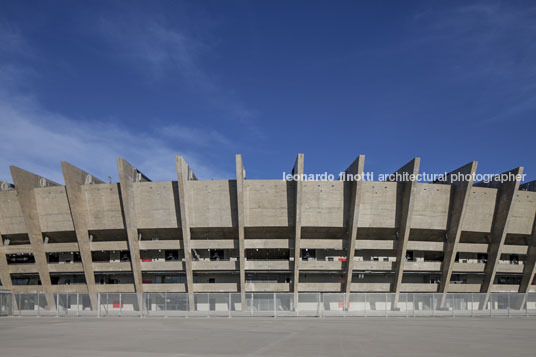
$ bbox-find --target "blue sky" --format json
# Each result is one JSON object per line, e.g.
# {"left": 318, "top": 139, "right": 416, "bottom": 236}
{"left": 0, "top": 0, "right": 535, "bottom": 183}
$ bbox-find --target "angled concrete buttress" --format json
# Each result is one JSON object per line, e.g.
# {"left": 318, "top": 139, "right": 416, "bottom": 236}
{"left": 61, "top": 162, "right": 103, "bottom": 310}
{"left": 10, "top": 166, "right": 57, "bottom": 308}
{"left": 389, "top": 158, "right": 420, "bottom": 303}
{"left": 0, "top": 238, "right": 11, "bottom": 291}
{"left": 0, "top": 182, "right": 14, "bottom": 292}
{"left": 519, "top": 181, "right": 536, "bottom": 296}
{"left": 343, "top": 155, "right": 365, "bottom": 310}
{"left": 117, "top": 158, "right": 148, "bottom": 311}
{"left": 0, "top": 182, "right": 19, "bottom": 310}
{"left": 479, "top": 167, "right": 524, "bottom": 308}
{"left": 439, "top": 161, "right": 478, "bottom": 301}
{"left": 292, "top": 154, "right": 304, "bottom": 310}
{"left": 176, "top": 156, "right": 196, "bottom": 311}
{"left": 235, "top": 154, "right": 247, "bottom": 310}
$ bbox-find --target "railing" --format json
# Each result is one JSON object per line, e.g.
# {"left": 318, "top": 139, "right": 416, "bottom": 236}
{"left": 1, "top": 291, "right": 536, "bottom": 317}
{"left": 0, "top": 290, "right": 12, "bottom": 316}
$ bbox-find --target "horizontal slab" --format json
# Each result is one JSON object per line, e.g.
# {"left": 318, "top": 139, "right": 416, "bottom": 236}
{"left": 92, "top": 262, "right": 132, "bottom": 272}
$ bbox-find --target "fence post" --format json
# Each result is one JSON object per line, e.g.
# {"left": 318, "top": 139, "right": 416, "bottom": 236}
{"left": 77, "top": 293, "right": 79, "bottom": 317}
{"left": 385, "top": 293, "right": 388, "bottom": 317}
{"left": 57, "top": 294, "right": 60, "bottom": 317}
{"left": 273, "top": 293, "right": 276, "bottom": 318}
{"left": 364, "top": 292, "right": 367, "bottom": 318}
{"left": 317, "top": 293, "right": 321, "bottom": 318}
{"left": 343, "top": 292, "right": 347, "bottom": 314}
{"left": 119, "top": 293, "right": 122, "bottom": 317}
{"left": 405, "top": 294, "right": 409, "bottom": 318}
{"left": 205, "top": 293, "right": 209, "bottom": 318}
{"left": 508, "top": 293, "right": 511, "bottom": 317}
{"left": 228, "top": 292, "right": 231, "bottom": 318}
{"left": 432, "top": 295, "right": 435, "bottom": 317}
{"left": 97, "top": 293, "right": 101, "bottom": 317}
{"left": 451, "top": 294, "right": 454, "bottom": 318}
{"left": 250, "top": 293, "right": 254, "bottom": 317}
{"left": 296, "top": 293, "right": 299, "bottom": 317}
{"left": 140, "top": 293, "right": 144, "bottom": 318}
{"left": 164, "top": 292, "right": 168, "bottom": 318}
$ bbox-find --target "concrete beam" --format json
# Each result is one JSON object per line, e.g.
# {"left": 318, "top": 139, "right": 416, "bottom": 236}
{"left": 117, "top": 158, "right": 149, "bottom": 310}
{"left": 61, "top": 162, "right": 103, "bottom": 310}
{"left": 292, "top": 153, "right": 304, "bottom": 310}
{"left": 343, "top": 155, "right": 365, "bottom": 310}
{"left": 480, "top": 167, "right": 524, "bottom": 295}
{"left": 176, "top": 156, "right": 196, "bottom": 311}
{"left": 235, "top": 154, "right": 247, "bottom": 310}
{"left": 439, "top": 161, "right": 478, "bottom": 294}
{"left": 10, "top": 166, "right": 57, "bottom": 308}
{"left": 389, "top": 158, "right": 420, "bottom": 298}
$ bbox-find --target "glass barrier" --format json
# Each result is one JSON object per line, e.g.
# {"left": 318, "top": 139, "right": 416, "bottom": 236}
{"left": 2, "top": 292, "right": 535, "bottom": 317}
{"left": 0, "top": 291, "right": 12, "bottom": 316}
{"left": 297, "top": 293, "right": 320, "bottom": 316}
{"left": 275, "top": 293, "right": 294, "bottom": 317}
{"left": 166, "top": 293, "right": 188, "bottom": 316}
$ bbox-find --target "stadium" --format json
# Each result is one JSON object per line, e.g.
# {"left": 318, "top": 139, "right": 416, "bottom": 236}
{"left": 0, "top": 154, "right": 535, "bottom": 317}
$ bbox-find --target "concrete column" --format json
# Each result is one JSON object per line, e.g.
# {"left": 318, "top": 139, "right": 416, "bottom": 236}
{"left": 439, "top": 162, "right": 478, "bottom": 295}
{"left": 0, "top": 235, "right": 12, "bottom": 291}
{"left": 0, "top": 183, "right": 12, "bottom": 288}
{"left": 389, "top": 158, "right": 420, "bottom": 300}
{"left": 292, "top": 154, "right": 304, "bottom": 310}
{"left": 10, "top": 166, "right": 56, "bottom": 308}
{"left": 480, "top": 167, "right": 524, "bottom": 295}
{"left": 519, "top": 183, "right": 536, "bottom": 294}
{"left": 117, "top": 158, "right": 148, "bottom": 309}
{"left": 342, "top": 155, "right": 365, "bottom": 309}
{"left": 61, "top": 162, "right": 102, "bottom": 310}
{"left": 0, "top": 183, "right": 15, "bottom": 307}
{"left": 516, "top": 182, "right": 536, "bottom": 310}
{"left": 235, "top": 154, "right": 247, "bottom": 310}
{"left": 176, "top": 156, "right": 196, "bottom": 311}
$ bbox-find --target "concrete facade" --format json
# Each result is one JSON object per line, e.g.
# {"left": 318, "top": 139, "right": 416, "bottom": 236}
{"left": 1, "top": 155, "right": 535, "bottom": 311}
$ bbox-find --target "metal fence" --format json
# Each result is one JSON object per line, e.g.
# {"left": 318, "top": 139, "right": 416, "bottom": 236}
{"left": 0, "top": 290, "right": 12, "bottom": 316}
{"left": 1, "top": 292, "right": 536, "bottom": 317}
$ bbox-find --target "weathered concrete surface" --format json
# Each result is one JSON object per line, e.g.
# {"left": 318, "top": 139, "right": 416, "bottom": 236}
{"left": 117, "top": 158, "right": 148, "bottom": 303}
{"left": 61, "top": 162, "right": 101, "bottom": 309}
{"left": 0, "top": 185, "right": 13, "bottom": 290}
{"left": 9, "top": 166, "right": 57, "bottom": 307}
{"left": 481, "top": 167, "right": 524, "bottom": 293}
{"left": 342, "top": 155, "right": 365, "bottom": 309}
{"left": 0, "top": 317, "right": 535, "bottom": 357}
{"left": 389, "top": 158, "right": 420, "bottom": 295}
{"left": 292, "top": 154, "right": 304, "bottom": 309}
{"left": 1, "top": 156, "right": 536, "bottom": 297}
{"left": 519, "top": 211, "right": 536, "bottom": 293}
{"left": 439, "top": 161, "right": 478, "bottom": 294}
{"left": 235, "top": 154, "right": 246, "bottom": 310}
{"left": 176, "top": 156, "right": 196, "bottom": 310}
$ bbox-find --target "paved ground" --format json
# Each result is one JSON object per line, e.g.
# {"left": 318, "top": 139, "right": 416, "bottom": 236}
{"left": 0, "top": 317, "right": 535, "bottom": 356}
